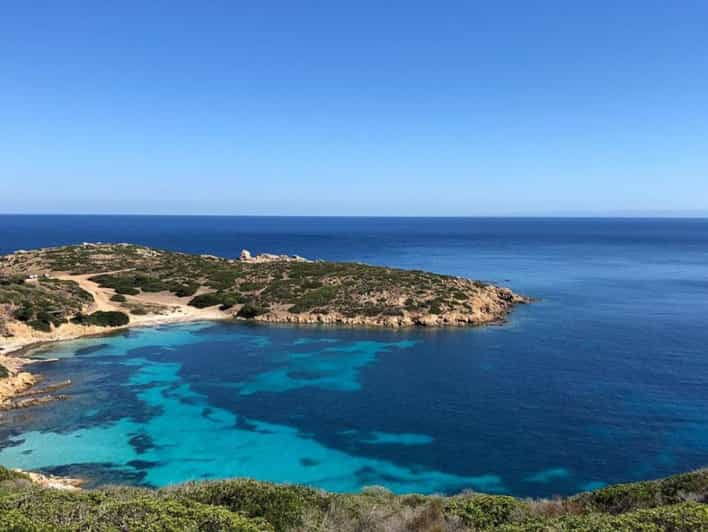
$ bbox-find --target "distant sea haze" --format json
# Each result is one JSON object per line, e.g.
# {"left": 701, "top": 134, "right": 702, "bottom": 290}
{"left": 1, "top": 215, "right": 707, "bottom": 496}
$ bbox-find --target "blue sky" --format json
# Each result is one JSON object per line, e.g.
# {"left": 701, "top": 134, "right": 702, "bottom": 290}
{"left": 1, "top": 1, "right": 707, "bottom": 216}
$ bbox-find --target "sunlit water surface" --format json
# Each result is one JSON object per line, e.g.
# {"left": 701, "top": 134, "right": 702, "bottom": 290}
{"left": 1, "top": 216, "right": 707, "bottom": 497}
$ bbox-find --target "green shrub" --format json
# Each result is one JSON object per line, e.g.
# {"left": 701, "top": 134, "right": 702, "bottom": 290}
{"left": 137, "top": 278, "right": 166, "bottom": 293}
{"left": 238, "top": 282, "right": 263, "bottom": 292}
{"left": 115, "top": 286, "right": 140, "bottom": 296}
{"left": 237, "top": 304, "right": 265, "bottom": 319}
{"left": 12, "top": 305, "right": 33, "bottom": 322}
{"left": 0, "top": 482, "right": 272, "bottom": 531}
{"left": 0, "top": 276, "right": 25, "bottom": 286}
{"left": 572, "top": 469, "right": 708, "bottom": 514}
{"left": 27, "top": 319, "right": 51, "bottom": 332}
{"left": 0, "top": 466, "right": 29, "bottom": 482}
{"left": 428, "top": 298, "right": 445, "bottom": 314}
{"left": 174, "top": 283, "right": 199, "bottom": 298}
{"left": 0, "top": 463, "right": 706, "bottom": 531}
{"left": 0, "top": 364, "right": 9, "bottom": 378}
{"left": 171, "top": 479, "right": 324, "bottom": 531}
{"left": 188, "top": 293, "right": 222, "bottom": 308}
{"left": 207, "top": 272, "right": 241, "bottom": 291}
{"left": 73, "top": 311, "right": 130, "bottom": 327}
{"left": 217, "top": 294, "right": 236, "bottom": 310}
{"left": 445, "top": 494, "right": 527, "bottom": 528}
{"left": 36, "top": 311, "right": 65, "bottom": 327}
{"left": 0, "top": 509, "right": 46, "bottom": 532}
{"left": 78, "top": 497, "right": 272, "bottom": 531}
{"left": 89, "top": 273, "right": 167, "bottom": 294}
{"left": 541, "top": 501, "right": 708, "bottom": 532}
{"left": 110, "top": 294, "right": 127, "bottom": 303}
{"left": 288, "top": 287, "right": 337, "bottom": 314}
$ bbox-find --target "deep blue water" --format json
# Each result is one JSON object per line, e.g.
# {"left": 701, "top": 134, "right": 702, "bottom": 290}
{"left": 1, "top": 215, "right": 707, "bottom": 497}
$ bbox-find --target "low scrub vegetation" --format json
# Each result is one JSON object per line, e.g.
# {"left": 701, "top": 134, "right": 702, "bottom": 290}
{"left": 236, "top": 304, "right": 265, "bottom": 319}
{"left": 0, "top": 277, "right": 93, "bottom": 332}
{"left": 72, "top": 311, "right": 130, "bottom": 327}
{"left": 1, "top": 244, "right": 519, "bottom": 328}
{"left": 0, "top": 467, "right": 705, "bottom": 531}
{"left": 188, "top": 292, "right": 223, "bottom": 308}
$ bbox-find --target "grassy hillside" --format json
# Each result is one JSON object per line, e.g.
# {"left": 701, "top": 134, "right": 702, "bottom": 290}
{"left": 0, "top": 467, "right": 705, "bottom": 531}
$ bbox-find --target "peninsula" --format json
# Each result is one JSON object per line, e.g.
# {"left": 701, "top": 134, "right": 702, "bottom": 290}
{"left": 0, "top": 243, "right": 528, "bottom": 405}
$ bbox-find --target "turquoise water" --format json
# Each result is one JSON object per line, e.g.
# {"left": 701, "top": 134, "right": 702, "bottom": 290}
{"left": 1, "top": 216, "right": 708, "bottom": 496}
{"left": 0, "top": 323, "right": 505, "bottom": 494}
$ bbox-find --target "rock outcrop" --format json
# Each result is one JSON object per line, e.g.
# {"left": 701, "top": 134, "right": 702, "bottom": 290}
{"left": 239, "top": 249, "right": 311, "bottom": 263}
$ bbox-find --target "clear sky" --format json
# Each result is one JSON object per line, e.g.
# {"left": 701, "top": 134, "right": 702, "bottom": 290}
{"left": 2, "top": 1, "right": 707, "bottom": 216}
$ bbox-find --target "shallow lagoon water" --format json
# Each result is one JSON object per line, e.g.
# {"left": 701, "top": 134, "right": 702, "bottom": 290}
{"left": 1, "top": 216, "right": 708, "bottom": 496}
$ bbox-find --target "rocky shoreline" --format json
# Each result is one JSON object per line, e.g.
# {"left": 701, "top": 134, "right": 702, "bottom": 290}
{"left": 13, "top": 468, "right": 83, "bottom": 491}
{"left": 254, "top": 285, "right": 527, "bottom": 327}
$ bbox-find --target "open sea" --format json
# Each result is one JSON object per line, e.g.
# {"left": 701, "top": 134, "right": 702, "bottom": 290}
{"left": 1, "top": 215, "right": 707, "bottom": 497}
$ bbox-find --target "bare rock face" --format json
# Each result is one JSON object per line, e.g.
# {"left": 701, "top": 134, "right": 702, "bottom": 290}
{"left": 23, "top": 470, "right": 83, "bottom": 490}
{"left": 0, "top": 371, "right": 38, "bottom": 409}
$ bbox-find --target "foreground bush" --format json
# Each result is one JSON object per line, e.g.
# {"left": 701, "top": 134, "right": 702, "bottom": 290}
{"left": 0, "top": 466, "right": 705, "bottom": 531}
{"left": 445, "top": 494, "right": 528, "bottom": 528}
{"left": 76, "top": 497, "right": 271, "bottom": 531}
{"left": 0, "top": 468, "right": 29, "bottom": 482}
{"left": 0, "top": 485, "right": 272, "bottom": 531}
{"left": 170, "top": 479, "right": 326, "bottom": 531}
{"left": 571, "top": 469, "right": 708, "bottom": 514}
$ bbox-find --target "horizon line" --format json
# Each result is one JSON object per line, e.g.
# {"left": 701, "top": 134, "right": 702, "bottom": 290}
{"left": 1, "top": 212, "right": 708, "bottom": 220}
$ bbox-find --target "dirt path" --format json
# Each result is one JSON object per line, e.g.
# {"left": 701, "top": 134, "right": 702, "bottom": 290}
{"left": 53, "top": 272, "right": 229, "bottom": 326}
{"left": 55, "top": 272, "right": 125, "bottom": 313}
